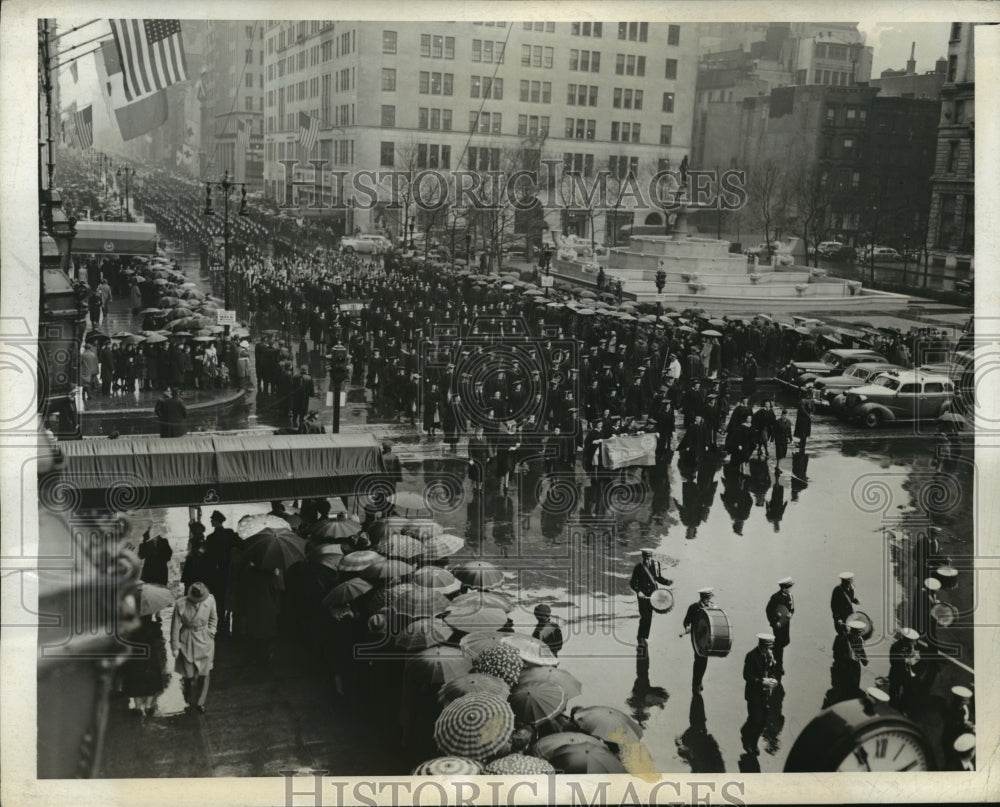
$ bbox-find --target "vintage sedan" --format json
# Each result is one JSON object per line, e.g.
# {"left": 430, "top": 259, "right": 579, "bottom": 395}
{"left": 832, "top": 369, "right": 955, "bottom": 428}
{"left": 809, "top": 361, "right": 902, "bottom": 407}
{"left": 776, "top": 348, "right": 888, "bottom": 390}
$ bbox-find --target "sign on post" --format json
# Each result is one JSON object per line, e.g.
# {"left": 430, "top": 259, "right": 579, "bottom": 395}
{"left": 338, "top": 301, "right": 369, "bottom": 312}
{"left": 216, "top": 309, "right": 237, "bottom": 327}
{"left": 540, "top": 276, "right": 554, "bottom": 288}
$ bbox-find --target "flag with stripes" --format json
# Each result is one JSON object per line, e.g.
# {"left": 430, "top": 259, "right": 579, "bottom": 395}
{"left": 298, "top": 111, "right": 319, "bottom": 151}
{"left": 74, "top": 105, "right": 94, "bottom": 149}
{"left": 97, "top": 38, "right": 169, "bottom": 141}
{"left": 108, "top": 19, "right": 189, "bottom": 103}
{"left": 236, "top": 118, "right": 249, "bottom": 150}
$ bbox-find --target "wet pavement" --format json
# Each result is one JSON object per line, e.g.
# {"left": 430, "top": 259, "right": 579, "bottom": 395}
{"left": 98, "top": 409, "right": 974, "bottom": 776}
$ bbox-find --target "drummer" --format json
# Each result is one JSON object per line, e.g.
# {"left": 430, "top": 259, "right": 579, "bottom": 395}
{"left": 830, "top": 571, "right": 860, "bottom": 636}
{"left": 682, "top": 587, "right": 715, "bottom": 693}
{"left": 887, "top": 627, "right": 921, "bottom": 715}
{"left": 629, "top": 549, "right": 673, "bottom": 648}
{"left": 765, "top": 577, "right": 795, "bottom": 679}
{"left": 741, "top": 633, "right": 780, "bottom": 756}
{"left": 829, "top": 620, "right": 868, "bottom": 704}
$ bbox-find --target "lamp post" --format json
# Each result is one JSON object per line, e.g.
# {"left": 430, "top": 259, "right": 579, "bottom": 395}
{"left": 116, "top": 167, "right": 135, "bottom": 221}
{"left": 204, "top": 170, "right": 248, "bottom": 333}
{"left": 408, "top": 220, "right": 415, "bottom": 250}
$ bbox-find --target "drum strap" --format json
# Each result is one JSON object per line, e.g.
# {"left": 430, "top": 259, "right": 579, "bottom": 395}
{"left": 641, "top": 562, "right": 660, "bottom": 590}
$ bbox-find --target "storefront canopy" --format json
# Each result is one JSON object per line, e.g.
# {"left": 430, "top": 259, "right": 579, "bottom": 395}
{"left": 58, "top": 432, "right": 386, "bottom": 509}
{"left": 73, "top": 221, "right": 158, "bottom": 256}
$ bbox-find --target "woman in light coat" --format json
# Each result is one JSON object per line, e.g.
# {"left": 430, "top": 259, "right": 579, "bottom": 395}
{"left": 170, "top": 581, "right": 218, "bottom": 714}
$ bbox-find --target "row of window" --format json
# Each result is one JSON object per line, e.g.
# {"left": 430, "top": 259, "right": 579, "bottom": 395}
{"left": 825, "top": 106, "right": 869, "bottom": 125}
{"left": 419, "top": 34, "right": 456, "bottom": 59}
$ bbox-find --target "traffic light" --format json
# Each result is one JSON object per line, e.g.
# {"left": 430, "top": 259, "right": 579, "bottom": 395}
{"left": 328, "top": 343, "right": 349, "bottom": 384}
{"left": 655, "top": 269, "right": 666, "bottom": 294}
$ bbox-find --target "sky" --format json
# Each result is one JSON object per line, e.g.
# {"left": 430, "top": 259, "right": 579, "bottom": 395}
{"left": 857, "top": 21, "right": 952, "bottom": 76}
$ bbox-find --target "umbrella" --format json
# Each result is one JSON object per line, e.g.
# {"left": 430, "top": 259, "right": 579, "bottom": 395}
{"left": 306, "top": 543, "right": 345, "bottom": 572}
{"left": 701, "top": 329, "right": 722, "bottom": 337}
{"left": 755, "top": 313, "right": 774, "bottom": 322}
{"left": 338, "top": 549, "right": 384, "bottom": 574}
{"left": 405, "top": 646, "right": 472, "bottom": 685}
{"left": 498, "top": 632, "right": 559, "bottom": 667}
{"left": 391, "top": 491, "right": 430, "bottom": 513}
{"left": 421, "top": 533, "right": 465, "bottom": 560}
{"left": 572, "top": 705, "right": 643, "bottom": 742}
{"left": 577, "top": 289, "right": 597, "bottom": 299}
{"left": 181, "top": 281, "right": 197, "bottom": 288}
{"left": 412, "top": 566, "right": 462, "bottom": 594}
{"left": 323, "top": 577, "right": 373, "bottom": 608}
{"left": 368, "top": 581, "right": 414, "bottom": 613}
{"left": 618, "top": 313, "right": 637, "bottom": 322}
{"left": 241, "top": 527, "right": 307, "bottom": 571}
{"left": 138, "top": 308, "right": 163, "bottom": 315}
{"left": 471, "top": 644, "right": 524, "bottom": 688}
{"left": 509, "top": 682, "right": 568, "bottom": 725}
{"left": 360, "top": 556, "right": 414, "bottom": 582}
{"left": 390, "top": 586, "right": 451, "bottom": 619}
{"left": 151, "top": 278, "right": 169, "bottom": 286}
{"left": 518, "top": 666, "right": 583, "bottom": 698}
{"left": 575, "top": 307, "right": 596, "bottom": 316}
{"left": 458, "top": 630, "right": 507, "bottom": 659}
{"left": 192, "top": 335, "right": 215, "bottom": 342}
{"left": 236, "top": 513, "right": 293, "bottom": 540}
{"left": 402, "top": 518, "right": 444, "bottom": 539}
{"left": 433, "top": 692, "right": 515, "bottom": 760}
{"left": 541, "top": 742, "right": 626, "bottom": 774}
{"left": 124, "top": 334, "right": 146, "bottom": 346}
{"left": 308, "top": 516, "right": 363, "bottom": 540}
{"left": 678, "top": 325, "right": 696, "bottom": 333}
{"left": 384, "top": 533, "right": 424, "bottom": 560}
{"left": 501, "top": 283, "right": 515, "bottom": 291}
{"left": 444, "top": 607, "right": 510, "bottom": 633}
{"left": 524, "top": 289, "right": 545, "bottom": 297}
{"left": 638, "top": 315, "right": 658, "bottom": 324}
{"left": 412, "top": 757, "right": 483, "bottom": 776}
{"left": 85, "top": 330, "right": 109, "bottom": 343}
{"left": 170, "top": 331, "right": 192, "bottom": 338}
{"left": 111, "top": 330, "right": 133, "bottom": 339}
{"left": 452, "top": 560, "right": 505, "bottom": 589}
{"left": 438, "top": 674, "right": 511, "bottom": 706}
{"left": 449, "top": 590, "right": 515, "bottom": 613}
{"left": 708, "top": 318, "right": 727, "bottom": 327}
{"left": 393, "top": 617, "right": 453, "bottom": 652}
{"left": 818, "top": 332, "right": 843, "bottom": 344}
{"left": 144, "top": 333, "right": 168, "bottom": 344}
{"left": 484, "top": 754, "right": 556, "bottom": 775}
{"left": 158, "top": 296, "right": 180, "bottom": 307}
{"left": 533, "top": 731, "right": 607, "bottom": 760}
{"left": 168, "top": 307, "right": 195, "bottom": 319}
{"left": 135, "top": 582, "right": 175, "bottom": 617}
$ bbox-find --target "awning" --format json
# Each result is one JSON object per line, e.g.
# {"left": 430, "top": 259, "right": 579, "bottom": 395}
{"left": 57, "top": 433, "right": 386, "bottom": 509}
{"left": 73, "top": 221, "right": 158, "bottom": 255}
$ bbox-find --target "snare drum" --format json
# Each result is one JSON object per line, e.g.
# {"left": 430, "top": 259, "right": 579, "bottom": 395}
{"left": 692, "top": 606, "right": 732, "bottom": 657}
{"left": 848, "top": 610, "right": 874, "bottom": 640}
{"left": 931, "top": 601, "right": 959, "bottom": 627}
{"left": 934, "top": 566, "right": 959, "bottom": 590}
{"left": 650, "top": 589, "right": 674, "bottom": 614}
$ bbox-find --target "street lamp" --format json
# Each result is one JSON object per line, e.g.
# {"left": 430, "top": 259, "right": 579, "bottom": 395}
{"left": 408, "top": 220, "right": 415, "bottom": 249}
{"left": 204, "top": 170, "right": 249, "bottom": 331}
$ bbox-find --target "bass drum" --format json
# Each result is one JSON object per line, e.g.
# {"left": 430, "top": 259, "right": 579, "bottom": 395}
{"left": 848, "top": 610, "right": 874, "bottom": 641}
{"left": 692, "top": 606, "right": 732, "bottom": 658}
{"left": 650, "top": 588, "right": 674, "bottom": 614}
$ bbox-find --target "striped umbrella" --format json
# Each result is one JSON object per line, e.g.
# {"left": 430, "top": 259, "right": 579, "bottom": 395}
{"left": 384, "top": 533, "right": 424, "bottom": 560}
{"left": 412, "top": 757, "right": 483, "bottom": 776}
{"left": 338, "top": 550, "right": 383, "bottom": 574}
{"left": 484, "top": 754, "right": 556, "bottom": 775}
{"left": 518, "top": 666, "right": 583, "bottom": 699}
{"left": 508, "top": 681, "right": 568, "bottom": 725}
{"left": 405, "top": 646, "right": 472, "bottom": 685}
{"left": 322, "top": 577, "right": 373, "bottom": 609}
{"left": 308, "top": 515, "right": 363, "bottom": 540}
{"left": 392, "top": 617, "right": 452, "bottom": 652}
{"left": 458, "top": 630, "right": 506, "bottom": 659}
{"left": 412, "top": 566, "right": 462, "bottom": 594}
{"left": 437, "top": 674, "right": 511, "bottom": 706}
{"left": 572, "top": 705, "right": 643, "bottom": 743}
{"left": 451, "top": 560, "right": 505, "bottom": 589}
{"left": 433, "top": 692, "right": 515, "bottom": 761}
{"left": 421, "top": 533, "right": 465, "bottom": 560}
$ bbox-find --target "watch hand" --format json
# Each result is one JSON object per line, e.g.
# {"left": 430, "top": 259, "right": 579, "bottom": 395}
{"left": 898, "top": 760, "right": 920, "bottom": 772}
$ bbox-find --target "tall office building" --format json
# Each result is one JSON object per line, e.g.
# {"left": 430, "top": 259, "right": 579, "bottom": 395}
{"left": 261, "top": 20, "right": 696, "bottom": 244}
{"left": 925, "top": 22, "right": 975, "bottom": 289}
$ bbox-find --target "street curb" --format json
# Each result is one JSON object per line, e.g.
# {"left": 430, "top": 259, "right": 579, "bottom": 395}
{"left": 80, "top": 389, "right": 247, "bottom": 418}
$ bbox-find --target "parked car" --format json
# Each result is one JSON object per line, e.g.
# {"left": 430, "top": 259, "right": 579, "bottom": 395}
{"left": 955, "top": 277, "right": 974, "bottom": 295}
{"left": 832, "top": 369, "right": 955, "bottom": 428}
{"left": 809, "top": 361, "right": 902, "bottom": 407}
{"left": 776, "top": 348, "right": 889, "bottom": 390}
{"left": 340, "top": 234, "right": 390, "bottom": 254}
{"left": 861, "top": 245, "right": 903, "bottom": 262}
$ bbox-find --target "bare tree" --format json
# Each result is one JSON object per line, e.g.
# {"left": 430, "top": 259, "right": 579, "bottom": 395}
{"left": 786, "top": 156, "right": 829, "bottom": 267}
{"left": 745, "top": 158, "right": 792, "bottom": 262}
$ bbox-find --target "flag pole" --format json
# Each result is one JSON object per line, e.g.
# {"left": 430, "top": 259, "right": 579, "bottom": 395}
{"left": 53, "top": 19, "right": 101, "bottom": 41}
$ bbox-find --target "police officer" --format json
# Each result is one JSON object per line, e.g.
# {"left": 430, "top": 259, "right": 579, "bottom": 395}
{"left": 682, "top": 587, "right": 715, "bottom": 692}
{"left": 765, "top": 577, "right": 795, "bottom": 678}
{"left": 628, "top": 549, "right": 673, "bottom": 647}
{"left": 887, "top": 627, "right": 921, "bottom": 715}
{"left": 830, "top": 571, "right": 860, "bottom": 636}
{"left": 830, "top": 620, "right": 868, "bottom": 703}
{"left": 741, "top": 633, "right": 780, "bottom": 755}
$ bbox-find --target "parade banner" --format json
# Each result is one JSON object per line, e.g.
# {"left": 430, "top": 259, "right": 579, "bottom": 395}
{"left": 600, "top": 432, "right": 658, "bottom": 469}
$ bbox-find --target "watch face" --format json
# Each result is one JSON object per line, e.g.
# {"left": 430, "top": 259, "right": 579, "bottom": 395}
{"left": 836, "top": 728, "right": 931, "bottom": 772}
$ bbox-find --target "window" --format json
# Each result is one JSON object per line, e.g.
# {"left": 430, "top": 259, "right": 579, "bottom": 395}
{"left": 851, "top": 171, "right": 860, "bottom": 190}
{"left": 322, "top": 40, "right": 333, "bottom": 61}
{"left": 381, "top": 105, "right": 395, "bottom": 127}
{"left": 432, "top": 35, "right": 443, "bottom": 58}
{"left": 954, "top": 99, "right": 965, "bottom": 123}
{"left": 826, "top": 106, "right": 836, "bottom": 124}
{"left": 660, "top": 124, "right": 672, "bottom": 145}
{"left": 634, "top": 90, "right": 643, "bottom": 110}
{"left": 382, "top": 68, "right": 396, "bottom": 91}
{"left": 542, "top": 82, "right": 550, "bottom": 102}
{"left": 846, "top": 108, "right": 856, "bottom": 120}
{"left": 937, "top": 195, "right": 956, "bottom": 248}
{"left": 419, "top": 108, "right": 429, "bottom": 129}
{"left": 572, "top": 22, "right": 602, "bottom": 37}
{"left": 521, "top": 114, "right": 529, "bottom": 136}
{"left": 947, "top": 140, "right": 960, "bottom": 173}
{"left": 383, "top": 30, "right": 397, "bottom": 54}
{"left": 380, "top": 142, "right": 394, "bottom": 167}
{"left": 471, "top": 76, "right": 481, "bottom": 98}
{"left": 616, "top": 53, "right": 625, "bottom": 74}
{"left": 245, "top": 25, "right": 254, "bottom": 39}
{"left": 430, "top": 109, "right": 441, "bottom": 130}
{"left": 474, "top": 41, "right": 483, "bottom": 62}
{"left": 665, "top": 58, "right": 677, "bottom": 80}
{"left": 245, "top": 48, "right": 253, "bottom": 64}
{"left": 246, "top": 73, "right": 253, "bottom": 88}
{"left": 668, "top": 24, "right": 680, "bottom": 45}
{"left": 899, "top": 384, "right": 919, "bottom": 394}
{"left": 245, "top": 96, "right": 253, "bottom": 111}
{"left": 420, "top": 34, "right": 431, "bottom": 57}
{"left": 842, "top": 137, "right": 854, "bottom": 152}
{"left": 662, "top": 91, "right": 674, "bottom": 113}
{"left": 858, "top": 110, "right": 867, "bottom": 124}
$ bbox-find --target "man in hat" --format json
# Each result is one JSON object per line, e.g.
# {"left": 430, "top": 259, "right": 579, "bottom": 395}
{"left": 531, "top": 604, "right": 564, "bottom": 657}
{"left": 887, "top": 627, "right": 921, "bottom": 714}
{"left": 831, "top": 572, "right": 860, "bottom": 635}
{"left": 948, "top": 734, "right": 976, "bottom": 771}
{"left": 741, "top": 633, "right": 780, "bottom": 755}
{"left": 138, "top": 527, "right": 173, "bottom": 587}
{"left": 162, "top": 387, "right": 188, "bottom": 438}
{"left": 629, "top": 549, "right": 673, "bottom": 647}
{"left": 941, "top": 685, "right": 975, "bottom": 761}
{"left": 765, "top": 578, "right": 795, "bottom": 677}
{"left": 830, "top": 620, "right": 868, "bottom": 703}
{"left": 170, "top": 581, "right": 218, "bottom": 714}
{"left": 683, "top": 587, "right": 716, "bottom": 692}
{"left": 290, "top": 365, "right": 315, "bottom": 428}
{"left": 204, "top": 510, "right": 242, "bottom": 634}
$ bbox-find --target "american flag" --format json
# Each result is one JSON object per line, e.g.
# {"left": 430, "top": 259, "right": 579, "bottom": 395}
{"left": 74, "top": 105, "right": 93, "bottom": 149}
{"left": 236, "top": 118, "right": 249, "bottom": 150}
{"left": 298, "top": 110, "right": 319, "bottom": 152}
{"left": 109, "top": 19, "right": 189, "bottom": 102}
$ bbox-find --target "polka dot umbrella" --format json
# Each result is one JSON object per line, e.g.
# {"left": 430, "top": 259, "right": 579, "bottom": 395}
{"left": 412, "top": 757, "right": 482, "bottom": 775}
{"left": 433, "top": 692, "right": 516, "bottom": 761}
{"left": 437, "top": 674, "right": 511, "bottom": 706}
{"left": 471, "top": 644, "right": 524, "bottom": 688}
{"left": 484, "top": 754, "right": 556, "bottom": 775}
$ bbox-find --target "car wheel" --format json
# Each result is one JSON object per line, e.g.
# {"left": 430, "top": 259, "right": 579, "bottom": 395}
{"left": 862, "top": 410, "right": 882, "bottom": 429}
{"left": 343, "top": 246, "right": 354, "bottom": 254}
